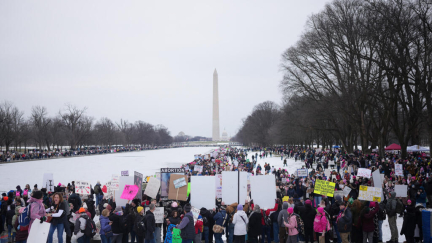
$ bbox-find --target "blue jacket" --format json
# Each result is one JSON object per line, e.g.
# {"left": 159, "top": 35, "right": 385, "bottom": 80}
{"left": 99, "top": 215, "right": 112, "bottom": 235}
{"left": 214, "top": 210, "right": 227, "bottom": 226}
{"left": 416, "top": 187, "right": 427, "bottom": 203}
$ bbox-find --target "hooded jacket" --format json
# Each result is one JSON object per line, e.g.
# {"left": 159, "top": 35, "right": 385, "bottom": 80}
{"left": 416, "top": 186, "right": 427, "bottom": 203}
{"left": 386, "top": 192, "right": 397, "bottom": 217}
{"left": 277, "top": 202, "right": 289, "bottom": 227}
{"left": 297, "top": 204, "right": 316, "bottom": 229}
{"left": 248, "top": 210, "right": 262, "bottom": 237}
{"left": 360, "top": 205, "right": 378, "bottom": 232}
{"left": 74, "top": 213, "right": 89, "bottom": 239}
{"left": 336, "top": 207, "right": 352, "bottom": 233}
{"left": 284, "top": 213, "right": 299, "bottom": 236}
{"left": 232, "top": 210, "right": 248, "bottom": 235}
{"left": 313, "top": 208, "right": 328, "bottom": 233}
{"left": 99, "top": 215, "right": 112, "bottom": 235}
{"left": 29, "top": 197, "right": 46, "bottom": 232}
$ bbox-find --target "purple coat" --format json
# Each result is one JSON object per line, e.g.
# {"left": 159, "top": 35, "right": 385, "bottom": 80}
{"left": 360, "top": 206, "right": 378, "bottom": 232}
{"left": 28, "top": 197, "right": 46, "bottom": 232}
{"left": 99, "top": 215, "right": 112, "bottom": 235}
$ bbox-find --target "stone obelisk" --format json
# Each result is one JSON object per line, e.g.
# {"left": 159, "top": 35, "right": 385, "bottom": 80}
{"left": 212, "top": 69, "right": 220, "bottom": 141}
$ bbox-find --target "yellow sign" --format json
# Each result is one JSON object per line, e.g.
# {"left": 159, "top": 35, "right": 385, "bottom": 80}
{"left": 373, "top": 197, "right": 381, "bottom": 202}
{"left": 313, "top": 179, "right": 335, "bottom": 197}
{"left": 359, "top": 185, "right": 367, "bottom": 191}
{"left": 282, "top": 196, "right": 289, "bottom": 202}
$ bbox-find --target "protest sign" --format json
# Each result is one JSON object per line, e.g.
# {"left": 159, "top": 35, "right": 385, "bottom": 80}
{"left": 173, "top": 177, "right": 187, "bottom": 189}
{"left": 43, "top": 173, "right": 55, "bottom": 192}
{"left": 120, "top": 184, "right": 139, "bottom": 200}
{"left": 191, "top": 176, "right": 216, "bottom": 209}
{"left": 194, "top": 165, "right": 203, "bottom": 173}
{"left": 342, "top": 186, "right": 352, "bottom": 197}
{"left": 144, "top": 177, "right": 160, "bottom": 198}
{"left": 247, "top": 173, "right": 251, "bottom": 195}
{"left": 324, "top": 169, "right": 331, "bottom": 178}
{"left": 357, "top": 168, "right": 372, "bottom": 178}
{"left": 111, "top": 175, "right": 120, "bottom": 190}
{"left": 144, "top": 207, "right": 164, "bottom": 224}
{"left": 372, "top": 170, "right": 382, "bottom": 188}
{"left": 358, "top": 185, "right": 382, "bottom": 202}
{"left": 395, "top": 164, "right": 403, "bottom": 176}
{"left": 191, "top": 206, "right": 201, "bottom": 224}
{"left": 75, "top": 181, "right": 91, "bottom": 195}
{"left": 115, "top": 176, "right": 134, "bottom": 207}
{"left": 313, "top": 179, "right": 335, "bottom": 197}
{"left": 134, "top": 171, "right": 143, "bottom": 200}
{"left": 282, "top": 196, "right": 289, "bottom": 202}
{"left": 168, "top": 174, "right": 188, "bottom": 201}
{"left": 27, "top": 221, "right": 51, "bottom": 243}
{"left": 121, "top": 171, "right": 129, "bottom": 176}
{"left": 395, "top": 185, "right": 407, "bottom": 197}
{"left": 222, "top": 171, "right": 248, "bottom": 204}
{"left": 334, "top": 191, "right": 344, "bottom": 199}
{"left": 215, "top": 174, "right": 222, "bottom": 198}
{"left": 250, "top": 174, "right": 276, "bottom": 209}
{"left": 160, "top": 168, "right": 185, "bottom": 198}
{"left": 297, "top": 169, "right": 308, "bottom": 177}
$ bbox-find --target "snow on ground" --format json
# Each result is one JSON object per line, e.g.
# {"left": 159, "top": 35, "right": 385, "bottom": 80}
{"left": 0, "top": 147, "right": 218, "bottom": 193}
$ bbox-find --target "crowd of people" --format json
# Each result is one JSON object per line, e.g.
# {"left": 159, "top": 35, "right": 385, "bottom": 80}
{"left": 0, "top": 145, "right": 431, "bottom": 243}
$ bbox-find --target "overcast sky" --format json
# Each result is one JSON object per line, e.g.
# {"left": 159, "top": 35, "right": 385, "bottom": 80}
{"left": 0, "top": 1, "right": 329, "bottom": 138}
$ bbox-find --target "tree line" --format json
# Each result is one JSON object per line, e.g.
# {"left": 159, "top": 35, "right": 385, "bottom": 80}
{"left": 0, "top": 102, "right": 173, "bottom": 151}
{"left": 233, "top": 0, "right": 432, "bottom": 157}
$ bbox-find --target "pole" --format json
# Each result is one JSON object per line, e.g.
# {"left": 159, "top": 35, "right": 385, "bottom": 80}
{"left": 238, "top": 170, "right": 240, "bottom": 204}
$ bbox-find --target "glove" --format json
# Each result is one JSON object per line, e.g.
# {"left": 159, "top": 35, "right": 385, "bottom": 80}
{"left": 40, "top": 216, "right": 46, "bottom": 223}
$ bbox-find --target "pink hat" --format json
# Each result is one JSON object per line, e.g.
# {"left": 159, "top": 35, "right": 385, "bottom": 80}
{"left": 305, "top": 200, "right": 312, "bottom": 205}
{"left": 407, "top": 200, "right": 412, "bottom": 204}
{"left": 317, "top": 207, "right": 324, "bottom": 215}
{"left": 23, "top": 190, "right": 28, "bottom": 196}
{"left": 16, "top": 192, "right": 20, "bottom": 197}
{"left": 287, "top": 207, "right": 294, "bottom": 214}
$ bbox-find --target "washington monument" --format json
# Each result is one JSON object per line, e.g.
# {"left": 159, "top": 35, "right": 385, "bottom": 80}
{"left": 212, "top": 69, "right": 220, "bottom": 141}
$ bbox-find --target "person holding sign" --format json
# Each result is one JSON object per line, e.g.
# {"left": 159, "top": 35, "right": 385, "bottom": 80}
{"left": 47, "top": 193, "right": 67, "bottom": 243}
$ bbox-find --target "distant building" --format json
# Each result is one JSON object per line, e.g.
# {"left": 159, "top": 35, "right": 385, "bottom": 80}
{"left": 178, "top": 131, "right": 186, "bottom": 137}
{"left": 221, "top": 129, "right": 229, "bottom": 141}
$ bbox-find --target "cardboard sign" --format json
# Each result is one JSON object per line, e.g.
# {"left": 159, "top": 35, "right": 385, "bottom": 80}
{"left": 168, "top": 174, "right": 188, "bottom": 201}
{"left": 144, "top": 177, "right": 161, "bottom": 198}
{"left": 342, "top": 186, "right": 352, "bottom": 196}
{"left": 75, "top": 181, "right": 91, "bottom": 195}
{"left": 297, "top": 169, "right": 308, "bottom": 177}
{"left": 313, "top": 179, "right": 335, "bottom": 197}
{"left": 395, "top": 164, "right": 403, "bottom": 176}
{"left": 161, "top": 168, "right": 185, "bottom": 198}
{"left": 43, "top": 173, "right": 55, "bottom": 192}
{"left": 134, "top": 171, "right": 143, "bottom": 200}
{"left": 120, "top": 184, "right": 139, "bottom": 200}
{"left": 121, "top": 171, "right": 129, "bottom": 176}
{"left": 111, "top": 175, "right": 120, "bottom": 190}
{"left": 173, "top": 177, "right": 187, "bottom": 189}
{"left": 215, "top": 174, "right": 222, "bottom": 198}
{"left": 358, "top": 185, "right": 382, "bottom": 202}
{"left": 395, "top": 185, "right": 407, "bottom": 197}
{"left": 194, "top": 165, "right": 203, "bottom": 173}
{"left": 191, "top": 176, "right": 216, "bottom": 209}
{"left": 357, "top": 168, "right": 371, "bottom": 178}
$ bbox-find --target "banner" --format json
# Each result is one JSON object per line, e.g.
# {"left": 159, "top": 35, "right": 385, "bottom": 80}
{"left": 168, "top": 174, "right": 188, "bottom": 201}
{"left": 121, "top": 171, "right": 129, "bottom": 176}
{"left": 144, "top": 177, "right": 161, "bottom": 198}
{"left": 313, "top": 179, "right": 335, "bottom": 197}
{"left": 43, "top": 173, "right": 55, "bottom": 192}
{"left": 358, "top": 185, "right": 382, "bottom": 202}
{"left": 395, "top": 185, "right": 407, "bottom": 197}
{"left": 194, "top": 165, "right": 203, "bottom": 173}
{"left": 297, "top": 169, "right": 308, "bottom": 177}
{"left": 75, "top": 181, "right": 91, "bottom": 195}
{"left": 215, "top": 174, "right": 222, "bottom": 198}
{"left": 120, "top": 184, "right": 139, "bottom": 200}
{"left": 357, "top": 168, "right": 371, "bottom": 178}
{"left": 111, "top": 175, "right": 120, "bottom": 190}
{"left": 395, "top": 164, "right": 403, "bottom": 176}
{"left": 134, "top": 171, "right": 143, "bottom": 200}
{"left": 160, "top": 168, "right": 186, "bottom": 198}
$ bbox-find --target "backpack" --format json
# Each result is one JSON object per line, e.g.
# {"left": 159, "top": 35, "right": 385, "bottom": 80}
{"left": 262, "top": 211, "right": 272, "bottom": 226}
{"left": 83, "top": 217, "right": 97, "bottom": 238}
{"left": 291, "top": 213, "right": 304, "bottom": 235}
{"left": 18, "top": 202, "right": 34, "bottom": 231}
{"left": 395, "top": 199, "right": 404, "bottom": 214}
{"left": 94, "top": 185, "right": 100, "bottom": 195}
{"left": 134, "top": 215, "right": 147, "bottom": 237}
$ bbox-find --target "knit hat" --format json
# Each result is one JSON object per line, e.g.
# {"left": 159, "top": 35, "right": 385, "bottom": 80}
{"left": 106, "top": 204, "right": 112, "bottom": 212}
{"left": 287, "top": 207, "right": 294, "bottom": 214}
{"left": 103, "top": 203, "right": 108, "bottom": 208}
{"left": 184, "top": 203, "right": 191, "bottom": 212}
{"left": 253, "top": 204, "right": 261, "bottom": 213}
{"left": 32, "top": 191, "right": 42, "bottom": 200}
{"left": 114, "top": 206, "right": 122, "bottom": 212}
{"left": 137, "top": 206, "right": 144, "bottom": 214}
{"left": 317, "top": 207, "right": 324, "bottom": 215}
{"left": 16, "top": 192, "right": 20, "bottom": 197}
{"left": 335, "top": 195, "right": 342, "bottom": 203}
{"left": 23, "top": 190, "right": 28, "bottom": 196}
{"left": 132, "top": 199, "right": 141, "bottom": 206}
{"left": 171, "top": 202, "right": 178, "bottom": 208}
{"left": 237, "top": 204, "right": 243, "bottom": 211}
{"left": 407, "top": 200, "right": 412, "bottom": 204}
{"left": 79, "top": 208, "right": 85, "bottom": 213}
{"left": 369, "top": 202, "right": 377, "bottom": 208}
{"left": 3, "top": 196, "right": 8, "bottom": 201}
{"left": 305, "top": 199, "right": 312, "bottom": 205}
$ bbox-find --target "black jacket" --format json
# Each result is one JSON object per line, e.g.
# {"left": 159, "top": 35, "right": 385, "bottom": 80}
{"left": 109, "top": 213, "right": 126, "bottom": 234}
{"left": 248, "top": 211, "right": 263, "bottom": 237}
{"left": 145, "top": 210, "right": 156, "bottom": 240}
{"left": 297, "top": 204, "right": 316, "bottom": 229}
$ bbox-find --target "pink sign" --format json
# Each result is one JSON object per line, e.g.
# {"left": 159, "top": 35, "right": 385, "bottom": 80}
{"left": 120, "top": 184, "right": 139, "bottom": 200}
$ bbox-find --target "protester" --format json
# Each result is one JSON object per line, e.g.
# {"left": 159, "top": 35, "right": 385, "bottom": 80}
{"left": 47, "top": 192, "right": 67, "bottom": 243}
{"left": 109, "top": 206, "right": 125, "bottom": 243}
{"left": 284, "top": 207, "right": 298, "bottom": 243}
{"left": 232, "top": 204, "right": 248, "bottom": 243}
{"left": 314, "top": 207, "right": 328, "bottom": 243}
{"left": 100, "top": 209, "right": 113, "bottom": 243}
{"left": 177, "top": 203, "right": 195, "bottom": 243}
{"left": 146, "top": 204, "right": 157, "bottom": 243}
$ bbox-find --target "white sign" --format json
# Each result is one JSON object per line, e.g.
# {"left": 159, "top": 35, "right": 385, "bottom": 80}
{"left": 395, "top": 185, "right": 407, "bottom": 197}
{"left": 250, "top": 174, "right": 276, "bottom": 209}
{"left": 297, "top": 169, "right": 308, "bottom": 177}
{"left": 145, "top": 207, "right": 164, "bottom": 224}
{"left": 372, "top": 170, "right": 382, "bottom": 188}
{"left": 191, "top": 176, "right": 216, "bottom": 209}
{"left": 194, "top": 165, "right": 203, "bottom": 173}
{"left": 342, "top": 186, "right": 352, "bottom": 196}
{"left": 191, "top": 206, "right": 201, "bottom": 224}
{"left": 144, "top": 177, "right": 161, "bottom": 198}
{"left": 111, "top": 175, "right": 120, "bottom": 190}
{"left": 357, "top": 168, "right": 372, "bottom": 178}
{"left": 173, "top": 177, "right": 187, "bottom": 189}
{"left": 222, "top": 171, "right": 248, "bottom": 204}
{"left": 115, "top": 176, "right": 134, "bottom": 207}
{"left": 395, "top": 164, "right": 403, "bottom": 176}
{"left": 27, "top": 221, "right": 51, "bottom": 243}
{"left": 75, "top": 181, "right": 91, "bottom": 195}
{"left": 358, "top": 185, "right": 382, "bottom": 202}
{"left": 324, "top": 169, "right": 331, "bottom": 178}
{"left": 43, "top": 173, "right": 55, "bottom": 192}
{"left": 215, "top": 174, "right": 223, "bottom": 198}
{"left": 121, "top": 171, "right": 129, "bottom": 176}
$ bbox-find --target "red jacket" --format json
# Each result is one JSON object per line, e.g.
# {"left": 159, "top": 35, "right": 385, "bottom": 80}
{"left": 260, "top": 203, "right": 279, "bottom": 225}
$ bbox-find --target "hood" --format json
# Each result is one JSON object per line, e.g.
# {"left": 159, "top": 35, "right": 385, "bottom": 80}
{"left": 282, "top": 202, "right": 288, "bottom": 210}
{"left": 100, "top": 215, "right": 109, "bottom": 221}
{"left": 80, "top": 213, "right": 89, "bottom": 219}
{"left": 236, "top": 210, "right": 247, "bottom": 217}
{"left": 15, "top": 206, "right": 21, "bottom": 215}
{"left": 389, "top": 191, "right": 396, "bottom": 199}
{"left": 28, "top": 197, "right": 42, "bottom": 204}
{"left": 200, "top": 207, "right": 209, "bottom": 216}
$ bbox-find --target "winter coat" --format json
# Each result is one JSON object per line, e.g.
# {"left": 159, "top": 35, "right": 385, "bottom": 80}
{"left": 177, "top": 212, "right": 194, "bottom": 240}
{"left": 28, "top": 197, "right": 46, "bottom": 232}
{"left": 287, "top": 188, "right": 296, "bottom": 198}
{"left": 213, "top": 210, "right": 227, "bottom": 227}
{"left": 247, "top": 212, "right": 262, "bottom": 237}
{"left": 232, "top": 210, "right": 248, "bottom": 235}
{"left": 277, "top": 202, "right": 289, "bottom": 227}
{"left": 416, "top": 187, "right": 427, "bottom": 203}
{"left": 6, "top": 205, "right": 15, "bottom": 226}
{"left": 386, "top": 192, "right": 397, "bottom": 217}
{"left": 145, "top": 210, "right": 156, "bottom": 240}
{"left": 99, "top": 215, "right": 112, "bottom": 235}
{"left": 51, "top": 202, "right": 67, "bottom": 226}
{"left": 284, "top": 214, "right": 299, "bottom": 236}
{"left": 109, "top": 212, "right": 125, "bottom": 234}
{"left": 296, "top": 204, "right": 316, "bottom": 229}
{"left": 74, "top": 213, "right": 89, "bottom": 239}
{"left": 336, "top": 207, "right": 352, "bottom": 233}
{"left": 14, "top": 216, "right": 29, "bottom": 242}
{"left": 313, "top": 214, "right": 327, "bottom": 233}
{"left": 360, "top": 206, "right": 378, "bottom": 232}
{"left": 168, "top": 216, "right": 181, "bottom": 226}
